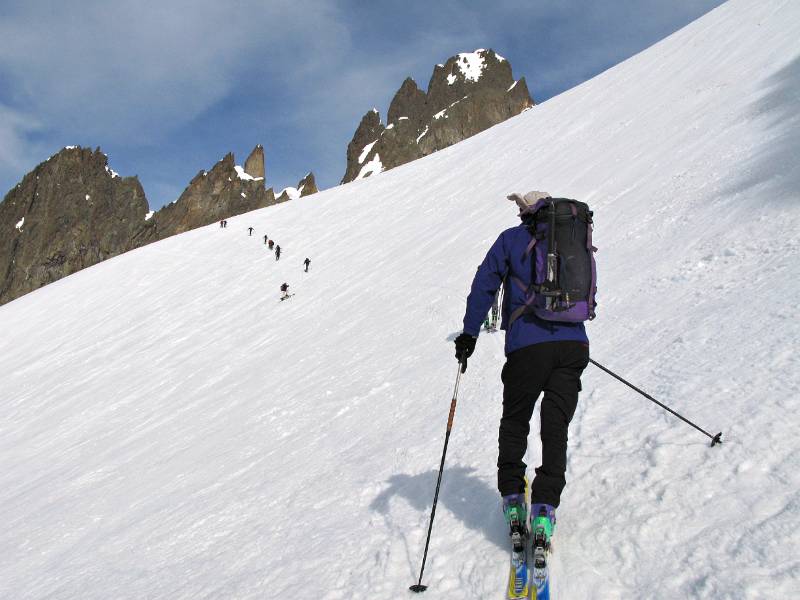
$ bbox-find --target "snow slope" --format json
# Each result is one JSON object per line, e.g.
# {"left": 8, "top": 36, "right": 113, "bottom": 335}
{"left": 2, "top": 1, "right": 799, "bottom": 598}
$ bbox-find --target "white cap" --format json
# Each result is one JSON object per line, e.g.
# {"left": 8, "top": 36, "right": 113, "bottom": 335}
{"left": 507, "top": 191, "right": 551, "bottom": 215}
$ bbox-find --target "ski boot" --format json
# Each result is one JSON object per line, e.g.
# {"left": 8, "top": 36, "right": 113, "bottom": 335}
{"left": 503, "top": 493, "right": 529, "bottom": 552}
{"left": 530, "top": 503, "right": 556, "bottom": 551}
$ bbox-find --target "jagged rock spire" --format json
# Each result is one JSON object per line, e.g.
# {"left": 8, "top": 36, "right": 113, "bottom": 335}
{"left": 341, "top": 48, "right": 534, "bottom": 184}
{"left": 244, "top": 144, "right": 265, "bottom": 180}
{"left": 297, "top": 172, "right": 318, "bottom": 197}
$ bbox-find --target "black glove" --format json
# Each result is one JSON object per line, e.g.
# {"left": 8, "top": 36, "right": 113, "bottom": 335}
{"left": 454, "top": 333, "right": 477, "bottom": 373}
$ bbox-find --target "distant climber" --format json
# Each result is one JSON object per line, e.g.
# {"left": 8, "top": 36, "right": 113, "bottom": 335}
{"left": 264, "top": 234, "right": 268, "bottom": 245}
{"left": 280, "top": 282, "right": 290, "bottom": 299}
{"left": 220, "top": 220, "right": 224, "bottom": 228}
{"left": 268, "top": 240, "right": 274, "bottom": 250}
{"left": 304, "top": 258, "right": 311, "bottom": 272}
{"left": 248, "top": 227, "right": 254, "bottom": 236}
{"left": 275, "top": 245, "right": 281, "bottom": 261}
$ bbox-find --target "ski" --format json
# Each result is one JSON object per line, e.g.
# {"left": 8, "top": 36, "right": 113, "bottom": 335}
{"left": 507, "top": 539, "right": 529, "bottom": 599}
{"left": 530, "top": 506, "right": 553, "bottom": 600}
{"left": 505, "top": 482, "right": 530, "bottom": 599}
{"left": 279, "top": 293, "right": 295, "bottom": 302}
{"left": 530, "top": 544, "right": 550, "bottom": 599}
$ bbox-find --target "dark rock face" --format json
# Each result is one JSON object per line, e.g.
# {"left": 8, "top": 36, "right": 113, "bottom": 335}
{"left": 151, "top": 147, "right": 274, "bottom": 238}
{"left": 0, "top": 147, "right": 155, "bottom": 305}
{"left": 387, "top": 78, "right": 426, "bottom": 126}
{"left": 275, "top": 171, "right": 318, "bottom": 203}
{"left": 341, "top": 49, "right": 534, "bottom": 183}
{"left": 244, "top": 144, "right": 265, "bottom": 179}
{"left": 297, "top": 172, "right": 318, "bottom": 197}
{"left": 341, "top": 109, "right": 385, "bottom": 183}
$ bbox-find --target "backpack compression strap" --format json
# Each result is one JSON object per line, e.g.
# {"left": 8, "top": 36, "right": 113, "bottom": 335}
{"left": 506, "top": 234, "right": 539, "bottom": 327}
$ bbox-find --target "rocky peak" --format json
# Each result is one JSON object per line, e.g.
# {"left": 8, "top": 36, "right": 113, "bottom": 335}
{"left": 0, "top": 141, "right": 319, "bottom": 305}
{"left": 212, "top": 152, "right": 235, "bottom": 176}
{"left": 427, "top": 49, "right": 512, "bottom": 107}
{"left": 244, "top": 144, "right": 265, "bottom": 179}
{"left": 0, "top": 146, "right": 153, "bottom": 305}
{"left": 297, "top": 172, "right": 318, "bottom": 197}
{"left": 341, "top": 48, "right": 534, "bottom": 184}
{"left": 341, "top": 109, "right": 386, "bottom": 184}
{"left": 152, "top": 149, "right": 274, "bottom": 238}
{"left": 387, "top": 78, "right": 426, "bottom": 126}
{"left": 276, "top": 171, "right": 320, "bottom": 203}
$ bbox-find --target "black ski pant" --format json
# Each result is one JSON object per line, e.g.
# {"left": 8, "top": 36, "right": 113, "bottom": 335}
{"left": 498, "top": 341, "right": 589, "bottom": 507}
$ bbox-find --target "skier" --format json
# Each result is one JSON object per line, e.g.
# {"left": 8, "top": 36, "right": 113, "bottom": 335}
{"left": 275, "top": 245, "right": 281, "bottom": 261}
{"left": 264, "top": 234, "right": 268, "bottom": 245}
{"left": 491, "top": 290, "right": 501, "bottom": 329}
{"left": 220, "top": 220, "right": 224, "bottom": 228}
{"left": 483, "top": 290, "right": 501, "bottom": 331}
{"left": 268, "top": 239, "right": 274, "bottom": 250}
{"left": 280, "top": 282, "right": 290, "bottom": 299}
{"left": 304, "top": 257, "right": 311, "bottom": 272}
{"left": 248, "top": 227, "right": 254, "bottom": 236}
{"left": 454, "top": 191, "right": 591, "bottom": 567}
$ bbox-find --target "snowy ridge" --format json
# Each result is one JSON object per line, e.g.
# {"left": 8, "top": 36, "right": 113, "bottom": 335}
{"left": 277, "top": 187, "right": 301, "bottom": 201}
{"left": 234, "top": 165, "right": 263, "bottom": 182}
{"left": 1, "top": 1, "right": 800, "bottom": 599}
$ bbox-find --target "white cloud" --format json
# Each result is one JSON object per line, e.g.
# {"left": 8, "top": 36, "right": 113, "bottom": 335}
{"left": 0, "top": 0, "right": 356, "bottom": 197}
{"left": 0, "top": 0, "right": 349, "bottom": 143}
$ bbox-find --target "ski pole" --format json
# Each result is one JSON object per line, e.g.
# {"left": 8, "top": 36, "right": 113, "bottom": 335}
{"left": 589, "top": 358, "right": 722, "bottom": 447}
{"left": 410, "top": 361, "right": 463, "bottom": 593}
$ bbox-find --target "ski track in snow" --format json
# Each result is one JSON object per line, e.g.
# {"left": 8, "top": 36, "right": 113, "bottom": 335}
{"left": 2, "top": 1, "right": 800, "bottom": 598}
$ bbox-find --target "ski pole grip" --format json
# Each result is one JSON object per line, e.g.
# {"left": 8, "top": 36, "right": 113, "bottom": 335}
{"left": 446, "top": 397, "right": 457, "bottom": 430}
{"left": 446, "top": 362, "right": 462, "bottom": 431}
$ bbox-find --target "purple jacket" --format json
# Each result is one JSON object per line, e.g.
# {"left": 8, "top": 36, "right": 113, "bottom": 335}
{"left": 463, "top": 222, "right": 589, "bottom": 355}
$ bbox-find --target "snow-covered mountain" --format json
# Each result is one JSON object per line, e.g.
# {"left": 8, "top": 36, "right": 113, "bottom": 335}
{"left": 341, "top": 48, "right": 532, "bottom": 184}
{"left": 2, "top": 1, "right": 799, "bottom": 598}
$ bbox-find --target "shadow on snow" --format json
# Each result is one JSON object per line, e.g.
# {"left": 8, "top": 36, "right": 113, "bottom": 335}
{"left": 726, "top": 55, "right": 800, "bottom": 200}
{"left": 370, "top": 465, "right": 508, "bottom": 552}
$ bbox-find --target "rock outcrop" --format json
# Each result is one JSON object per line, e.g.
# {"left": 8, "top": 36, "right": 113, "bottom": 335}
{"left": 341, "top": 109, "right": 385, "bottom": 184}
{"left": 297, "top": 172, "right": 318, "bottom": 197}
{"left": 151, "top": 147, "right": 275, "bottom": 239}
{"left": 244, "top": 144, "right": 265, "bottom": 179}
{"left": 0, "top": 147, "right": 155, "bottom": 305}
{"left": 341, "top": 49, "right": 533, "bottom": 183}
{"left": 275, "top": 171, "right": 319, "bottom": 203}
{"left": 0, "top": 143, "right": 315, "bottom": 306}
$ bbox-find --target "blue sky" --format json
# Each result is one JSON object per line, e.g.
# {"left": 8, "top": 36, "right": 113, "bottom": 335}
{"left": 0, "top": 0, "right": 725, "bottom": 210}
